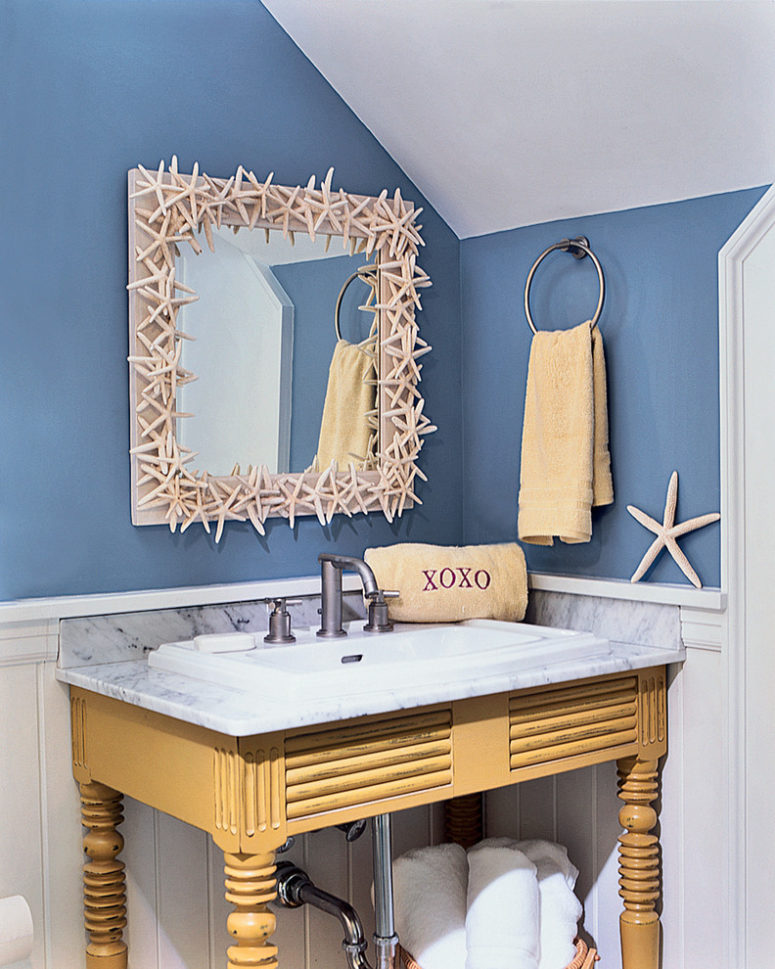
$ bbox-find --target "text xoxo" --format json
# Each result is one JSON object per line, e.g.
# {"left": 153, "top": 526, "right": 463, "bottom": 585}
{"left": 422, "top": 568, "right": 491, "bottom": 592}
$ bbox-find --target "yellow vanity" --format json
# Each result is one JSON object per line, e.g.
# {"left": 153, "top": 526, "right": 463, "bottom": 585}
{"left": 59, "top": 617, "right": 681, "bottom": 969}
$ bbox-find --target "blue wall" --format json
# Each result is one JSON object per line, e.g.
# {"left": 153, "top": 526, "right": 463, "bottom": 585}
{"left": 460, "top": 189, "right": 767, "bottom": 587}
{"left": 1, "top": 0, "right": 764, "bottom": 601}
{"left": 0, "top": 0, "right": 462, "bottom": 600}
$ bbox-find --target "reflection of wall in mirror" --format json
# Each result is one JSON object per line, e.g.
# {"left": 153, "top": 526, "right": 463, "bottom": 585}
{"left": 178, "top": 237, "right": 293, "bottom": 475}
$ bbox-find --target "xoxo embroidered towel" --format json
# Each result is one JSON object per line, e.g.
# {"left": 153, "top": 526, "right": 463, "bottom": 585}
{"left": 363, "top": 542, "right": 527, "bottom": 623}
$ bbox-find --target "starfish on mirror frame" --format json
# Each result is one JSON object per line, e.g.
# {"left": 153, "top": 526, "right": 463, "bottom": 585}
{"left": 627, "top": 470, "right": 720, "bottom": 588}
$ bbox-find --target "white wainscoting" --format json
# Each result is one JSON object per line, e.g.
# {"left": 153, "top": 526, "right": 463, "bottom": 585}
{"left": 0, "top": 598, "right": 723, "bottom": 969}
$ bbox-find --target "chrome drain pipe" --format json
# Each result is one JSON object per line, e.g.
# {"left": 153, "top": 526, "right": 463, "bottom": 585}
{"left": 275, "top": 861, "right": 373, "bottom": 969}
{"left": 372, "top": 814, "right": 399, "bottom": 969}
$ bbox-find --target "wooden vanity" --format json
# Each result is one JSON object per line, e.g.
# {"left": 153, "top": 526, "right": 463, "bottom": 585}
{"left": 69, "top": 664, "right": 668, "bottom": 969}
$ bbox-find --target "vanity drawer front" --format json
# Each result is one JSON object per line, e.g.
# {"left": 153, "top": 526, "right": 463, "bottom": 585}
{"left": 284, "top": 709, "right": 453, "bottom": 821}
{"left": 509, "top": 675, "right": 639, "bottom": 773}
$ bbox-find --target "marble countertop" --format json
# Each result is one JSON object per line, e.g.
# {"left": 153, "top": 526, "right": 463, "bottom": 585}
{"left": 56, "top": 635, "right": 685, "bottom": 737}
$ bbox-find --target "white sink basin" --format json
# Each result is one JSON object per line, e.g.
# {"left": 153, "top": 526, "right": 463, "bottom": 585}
{"left": 147, "top": 620, "right": 606, "bottom": 700}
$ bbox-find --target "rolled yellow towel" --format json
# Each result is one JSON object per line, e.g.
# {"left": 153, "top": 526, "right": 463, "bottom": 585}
{"left": 364, "top": 543, "right": 527, "bottom": 623}
{"left": 314, "top": 339, "right": 376, "bottom": 471}
{"left": 518, "top": 320, "right": 613, "bottom": 545}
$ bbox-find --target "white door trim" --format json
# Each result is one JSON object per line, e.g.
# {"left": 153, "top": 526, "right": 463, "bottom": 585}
{"left": 718, "top": 182, "right": 775, "bottom": 968}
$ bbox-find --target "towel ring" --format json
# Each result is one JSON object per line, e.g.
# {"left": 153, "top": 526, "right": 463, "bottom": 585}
{"left": 335, "top": 265, "right": 378, "bottom": 341}
{"left": 523, "top": 236, "right": 605, "bottom": 334}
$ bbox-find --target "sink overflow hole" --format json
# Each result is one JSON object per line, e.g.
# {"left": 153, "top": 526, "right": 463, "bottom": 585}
{"left": 341, "top": 654, "right": 363, "bottom": 664}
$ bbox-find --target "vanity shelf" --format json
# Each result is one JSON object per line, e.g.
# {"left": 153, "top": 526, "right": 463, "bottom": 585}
{"left": 66, "top": 662, "right": 670, "bottom": 969}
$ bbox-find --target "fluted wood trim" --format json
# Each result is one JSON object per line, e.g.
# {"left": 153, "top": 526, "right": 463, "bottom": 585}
{"left": 638, "top": 672, "right": 666, "bottom": 747}
{"left": 71, "top": 695, "right": 88, "bottom": 773}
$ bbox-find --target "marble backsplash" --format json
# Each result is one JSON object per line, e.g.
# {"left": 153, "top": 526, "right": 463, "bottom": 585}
{"left": 526, "top": 589, "right": 681, "bottom": 649}
{"left": 59, "top": 585, "right": 680, "bottom": 668}
{"left": 59, "top": 593, "right": 366, "bottom": 668}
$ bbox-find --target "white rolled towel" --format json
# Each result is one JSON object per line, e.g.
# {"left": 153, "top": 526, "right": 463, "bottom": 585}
{"left": 466, "top": 841, "right": 539, "bottom": 969}
{"left": 518, "top": 840, "right": 583, "bottom": 969}
{"left": 392, "top": 844, "right": 468, "bottom": 969}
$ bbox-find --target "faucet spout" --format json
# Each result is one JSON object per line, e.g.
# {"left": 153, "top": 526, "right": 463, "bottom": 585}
{"left": 317, "top": 553, "right": 380, "bottom": 638}
{"left": 319, "top": 553, "right": 379, "bottom": 596}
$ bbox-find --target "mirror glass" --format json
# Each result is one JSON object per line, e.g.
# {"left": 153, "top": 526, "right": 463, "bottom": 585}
{"left": 177, "top": 227, "right": 378, "bottom": 475}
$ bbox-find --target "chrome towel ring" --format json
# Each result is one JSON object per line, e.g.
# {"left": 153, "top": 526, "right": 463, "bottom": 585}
{"left": 523, "top": 236, "right": 605, "bottom": 334}
{"left": 335, "top": 265, "right": 378, "bottom": 341}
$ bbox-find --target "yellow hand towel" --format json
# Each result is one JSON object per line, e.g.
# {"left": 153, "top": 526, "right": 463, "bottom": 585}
{"left": 364, "top": 542, "right": 528, "bottom": 623}
{"left": 314, "top": 339, "right": 376, "bottom": 471}
{"left": 518, "top": 320, "right": 613, "bottom": 545}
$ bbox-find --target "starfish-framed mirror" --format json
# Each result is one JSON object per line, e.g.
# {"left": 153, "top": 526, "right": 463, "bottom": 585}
{"left": 127, "top": 158, "right": 434, "bottom": 540}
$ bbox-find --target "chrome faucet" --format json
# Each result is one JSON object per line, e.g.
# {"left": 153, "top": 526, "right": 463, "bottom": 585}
{"left": 317, "top": 553, "right": 398, "bottom": 637}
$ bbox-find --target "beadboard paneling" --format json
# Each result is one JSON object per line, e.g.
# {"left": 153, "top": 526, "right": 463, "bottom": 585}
{"left": 39, "top": 667, "right": 83, "bottom": 969}
{"left": 676, "top": 649, "right": 727, "bottom": 968}
{"left": 0, "top": 663, "right": 43, "bottom": 969}
{"left": 156, "top": 813, "right": 211, "bottom": 969}
{"left": 124, "top": 800, "right": 160, "bottom": 969}
{"left": 556, "top": 766, "right": 597, "bottom": 942}
{"left": 659, "top": 663, "right": 685, "bottom": 969}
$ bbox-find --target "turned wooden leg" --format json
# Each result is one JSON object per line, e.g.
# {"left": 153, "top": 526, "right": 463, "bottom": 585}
{"left": 224, "top": 850, "right": 278, "bottom": 969}
{"left": 443, "top": 793, "right": 483, "bottom": 849}
{"left": 80, "top": 782, "right": 127, "bottom": 969}
{"left": 617, "top": 757, "right": 661, "bottom": 969}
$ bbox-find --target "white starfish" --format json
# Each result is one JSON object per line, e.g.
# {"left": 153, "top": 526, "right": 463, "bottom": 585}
{"left": 627, "top": 471, "right": 720, "bottom": 588}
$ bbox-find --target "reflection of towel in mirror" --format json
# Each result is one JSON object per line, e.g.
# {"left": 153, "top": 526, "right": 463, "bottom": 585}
{"left": 314, "top": 339, "right": 376, "bottom": 471}
{"left": 518, "top": 320, "right": 613, "bottom": 545}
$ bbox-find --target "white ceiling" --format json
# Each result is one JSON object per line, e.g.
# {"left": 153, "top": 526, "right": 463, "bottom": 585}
{"left": 262, "top": 0, "right": 775, "bottom": 238}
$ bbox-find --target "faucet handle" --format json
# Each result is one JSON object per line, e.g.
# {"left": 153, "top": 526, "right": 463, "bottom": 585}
{"left": 264, "top": 598, "right": 297, "bottom": 645}
{"left": 262, "top": 597, "right": 302, "bottom": 608}
{"left": 364, "top": 589, "right": 399, "bottom": 634}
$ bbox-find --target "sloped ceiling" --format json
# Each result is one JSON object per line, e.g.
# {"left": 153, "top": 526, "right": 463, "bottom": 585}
{"left": 262, "top": 0, "right": 775, "bottom": 238}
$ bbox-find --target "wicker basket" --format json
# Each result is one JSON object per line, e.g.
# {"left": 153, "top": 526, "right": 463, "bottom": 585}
{"left": 398, "top": 937, "right": 599, "bottom": 969}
